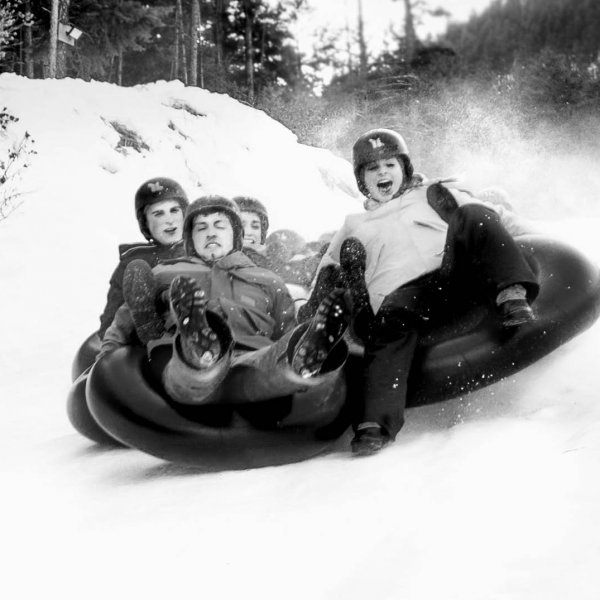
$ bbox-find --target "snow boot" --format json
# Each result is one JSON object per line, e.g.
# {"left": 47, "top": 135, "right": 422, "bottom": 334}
{"left": 340, "top": 237, "right": 375, "bottom": 342}
{"left": 169, "top": 276, "right": 222, "bottom": 369}
{"left": 496, "top": 283, "right": 536, "bottom": 328}
{"left": 297, "top": 263, "right": 342, "bottom": 323}
{"left": 497, "top": 299, "right": 536, "bottom": 328}
{"left": 292, "top": 288, "right": 349, "bottom": 378}
{"left": 350, "top": 424, "right": 390, "bottom": 457}
{"left": 122, "top": 259, "right": 165, "bottom": 345}
{"left": 426, "top": 182, "right": 459, "bottom": 223}
{"left": 340, "top": 237, "right": 371, "bottom": 315}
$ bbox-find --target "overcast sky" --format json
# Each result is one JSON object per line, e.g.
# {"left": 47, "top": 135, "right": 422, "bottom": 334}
{"left": 291, "top": 0, "right": 494, "bottom": 56}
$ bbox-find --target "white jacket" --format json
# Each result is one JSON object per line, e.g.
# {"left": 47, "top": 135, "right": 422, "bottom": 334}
{"left": 318, "top": 182, "right": 534, "bottom": 313}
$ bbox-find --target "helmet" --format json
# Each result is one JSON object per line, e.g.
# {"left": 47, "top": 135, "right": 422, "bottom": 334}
{"left": 134, "top": 177, "right": 189, "bottom": 241}
{"left": 183, "top": 196, "right": 244, "bottom": 257}
{"left": 233, "top": 196, "right": 270, "bottom": 244}
{"left": 266, "top": 229, "right": 306, "bottom": 258}
{"left": 352, "top": 129, "right": 414, "bottom": 196}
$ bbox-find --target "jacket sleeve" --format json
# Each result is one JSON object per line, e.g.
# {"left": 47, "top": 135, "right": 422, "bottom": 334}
{"left": 97, "top": 304, "right": 136, "bottom": 360}
{"left": 98, "top": 261, "right": 126, "bottom": 338}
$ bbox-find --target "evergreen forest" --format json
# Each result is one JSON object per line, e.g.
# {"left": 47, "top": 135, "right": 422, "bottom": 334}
{"left": 1, "top": 0, "right": 599, "bottom": 160}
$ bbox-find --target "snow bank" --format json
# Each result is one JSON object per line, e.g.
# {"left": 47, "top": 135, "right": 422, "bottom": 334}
{"left": 1, "top": 74, "right": 600, "bottom": 600}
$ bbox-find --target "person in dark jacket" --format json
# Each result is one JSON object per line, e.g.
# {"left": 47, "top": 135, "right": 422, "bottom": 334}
{"left": 101, "top": 196, "right": 349, "bottom": 408}
{"left": 97, "top": 177, "right": 189, "bottom": 338}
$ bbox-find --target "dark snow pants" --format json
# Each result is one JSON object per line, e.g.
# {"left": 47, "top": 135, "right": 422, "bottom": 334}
{"left": 354, "top": 203, "right": 540, "bottom": 439}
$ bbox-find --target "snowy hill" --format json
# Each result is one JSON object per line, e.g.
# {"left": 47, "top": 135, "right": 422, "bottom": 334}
{"left": 1, "top": 73, "right": 600, "bottom": 600}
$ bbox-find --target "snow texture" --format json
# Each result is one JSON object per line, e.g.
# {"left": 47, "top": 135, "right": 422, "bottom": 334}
{"left": 1, "top": 73, "right": 600, "bottom": 600}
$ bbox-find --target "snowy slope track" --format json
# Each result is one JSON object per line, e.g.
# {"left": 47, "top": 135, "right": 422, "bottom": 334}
{"left": 3, "top": 74, "right": 600, "bottom": 600}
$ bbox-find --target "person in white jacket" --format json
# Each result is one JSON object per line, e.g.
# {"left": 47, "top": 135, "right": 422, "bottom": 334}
{"left": 311, "top": 128, "right": 539, "bottom": 456}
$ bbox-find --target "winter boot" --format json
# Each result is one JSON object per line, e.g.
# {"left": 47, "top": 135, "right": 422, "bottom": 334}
{"left": 292, "top": 288, "right": 349, "bottom": 378}
{"left": 350, "top": 423, "right": 390, "bottom": 457}
{"left": 297, "top": 263, "right": 342, "bottom": 323}
{"left": 339, "top": 237, "right": 375, "bottom": 342}
{"left": 426, "top": 182, "right": 459, "bottom": 223}
{"left": 340, "top": 237, "right": 371, "bottom": 315}
{"left": 169, "top": 276, "right": 222, "bottom": 369}
{"left": 498, "top": 300, "right": 535, "bottom": 327}
{"left": 496, "top": 284, "right": 536, "bottom": 328}
{"left": 122, "top": 259, "right": 165, "bottom": 345}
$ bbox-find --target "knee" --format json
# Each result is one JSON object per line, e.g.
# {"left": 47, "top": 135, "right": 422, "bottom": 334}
{"left": 449, "top": 204, "right": 503, "bottom": 242}
{"left": 454, "top": 203, "right": 500, "bottom": 225}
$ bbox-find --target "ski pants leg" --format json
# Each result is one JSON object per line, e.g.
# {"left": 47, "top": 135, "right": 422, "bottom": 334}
{"left": 442, "top": 203, "right": 539, "bottom": 300}
{"left": 359, "top": 300, "right": 421, "bottom": 439}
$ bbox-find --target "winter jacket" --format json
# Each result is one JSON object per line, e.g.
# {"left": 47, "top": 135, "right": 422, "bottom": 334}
{"left": 98, "top": 240, "right": 185, "bottom": 338}
{"left": 318, "top": 182, "right": 535, "bottom": 314}
{"left": 101, "top": 250, "right": 296, "bottom": 355}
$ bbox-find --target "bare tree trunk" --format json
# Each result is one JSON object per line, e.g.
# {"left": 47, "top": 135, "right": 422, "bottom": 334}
{"left": 48, "top": 0, "right": 59, "bottom": 77}
{"left": 172, "top": 0, "right": 181, "bottom": 80}
{"left": 189, "top": 0, "right": 200, "bottom": 85}
{"left": 176, "top": 0, "right": 188, "bottom": 84}
{"left": 172, "top": 28, "right": 179, "bottom": 79}
{"left": 242, "top": 0, "right": 255, "bottom": 103}
{"left": 199, "top": 0, "right": 204, "bottom": 87}
{"left": 24, "top": 1, "right": 34, "bottom": 77}
{"left": 56, "top": 0, "right": 71, "bottom": 77}
{"left": 117, "top": 50, "right": 123, "bottom": 85}
{"left": 403, "top": 0, "right": 417, "bottom": 63}
{"left": 357, "top": 0, "right": 367, "bottom": 80}
{"left": 343, "top": 1, "right": 353, "bottom": 74}
{"left": 259, "top": 21, "right": 265, "bottom": 67}
{"left": 214, "top": 0, "right": 224, "bottom": 69}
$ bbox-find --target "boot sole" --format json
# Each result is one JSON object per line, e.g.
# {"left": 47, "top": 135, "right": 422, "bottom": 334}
{"left": 292, "top": 289, "right": 349, "bottom": 377}
{"left": 340, "top": 237, "right": 370, "bottom": 312}
{"left": 170, "top": 277, "right": 209, "bottom": 336}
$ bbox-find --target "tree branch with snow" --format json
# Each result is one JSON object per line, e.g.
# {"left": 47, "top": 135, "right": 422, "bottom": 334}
{"left": 0, "top": 108, "right": 36, "bottom": 223}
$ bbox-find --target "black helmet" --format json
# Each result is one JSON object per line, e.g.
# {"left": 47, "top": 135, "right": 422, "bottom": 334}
{"left": 352, "top": 129, "right": 414, "bottom": 196}
{"left": 183, "top": 196, "right": 244, "bottom": 257}
{"left": 266, "top": 229, "right": 306, "bottom": 257}
{"left": 134, "top": 177, "right": 189, "bottom": 241}
{"left": 233, "top": 196, "right": 270, "bottom": 244}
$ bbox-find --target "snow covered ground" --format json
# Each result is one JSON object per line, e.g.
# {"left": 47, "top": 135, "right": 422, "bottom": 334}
{"left": 1, "top": 73, "right": 599, "bottom": 600}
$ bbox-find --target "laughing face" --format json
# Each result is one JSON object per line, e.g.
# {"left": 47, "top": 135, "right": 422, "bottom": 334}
{"left": 191, "top": 211, "right": 234, "bottom": 262}
{"left": 363, "top": 156, "right": 404, "bottom": 204}
{"left": 145, "top": 199, "right": 184, "bottom": 245}
{"left": 240, "top": 210, "right": 264, "bottom": 249}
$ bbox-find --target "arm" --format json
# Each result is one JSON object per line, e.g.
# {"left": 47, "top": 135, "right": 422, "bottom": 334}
{"left": 96, "top": 304, "right": 136, "bottom": 361}
{"left": 98, "top": 261, "right": 126, "bottom": 338}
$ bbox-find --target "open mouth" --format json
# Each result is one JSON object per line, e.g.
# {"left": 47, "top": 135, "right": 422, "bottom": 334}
{"left": 377, "top": 180, "right": 393, "bottom": 194}
{"left": 164, "top": 227, "right": 178, "bottom": 235}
